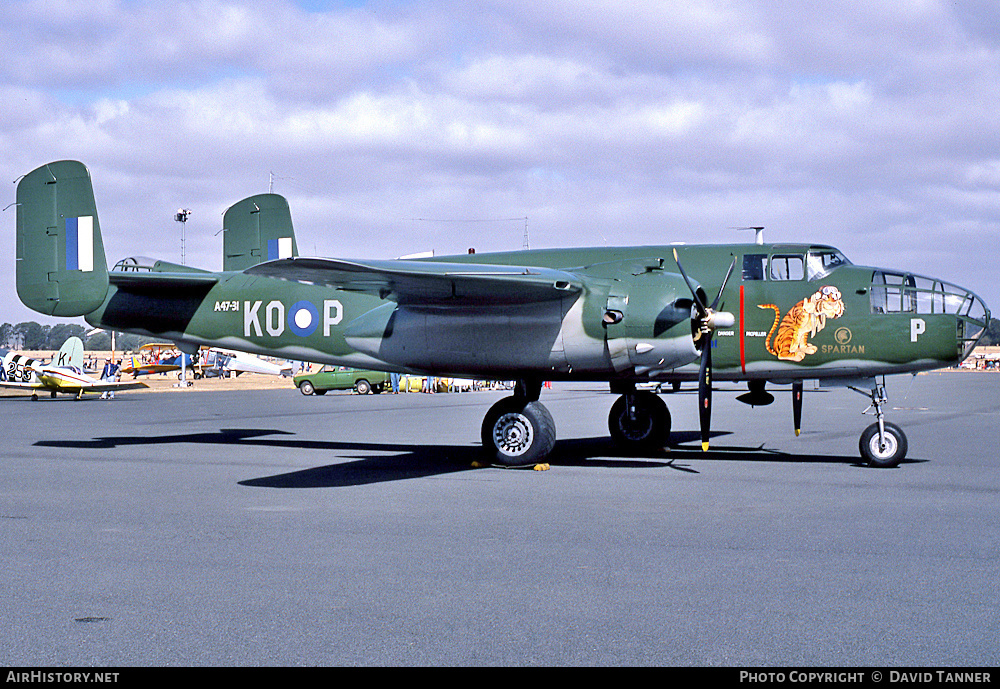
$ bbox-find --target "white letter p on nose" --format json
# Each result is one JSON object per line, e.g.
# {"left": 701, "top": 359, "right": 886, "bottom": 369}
{"left": 910, "top": 318, "right": 926, "bottom": 342}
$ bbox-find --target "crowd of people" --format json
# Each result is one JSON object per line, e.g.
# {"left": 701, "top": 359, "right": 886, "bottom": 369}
{"left": 387, "top": 372, "right": 517, "bottom": 394}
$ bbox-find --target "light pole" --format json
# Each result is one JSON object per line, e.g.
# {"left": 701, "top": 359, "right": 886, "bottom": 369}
{"left": 175, "top": 208, "right": 191, "bottom": 264}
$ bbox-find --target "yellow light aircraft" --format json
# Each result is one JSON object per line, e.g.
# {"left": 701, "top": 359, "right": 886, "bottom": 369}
{"left": 0, "top": 337, "right": 147, "bottom": 400}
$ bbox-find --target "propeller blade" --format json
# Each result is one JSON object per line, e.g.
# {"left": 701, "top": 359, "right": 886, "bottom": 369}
{"left": 709, "top": 256, "right": 737, "bottom": 311}
{"left": 699, "top": 343, "right": 712, "bottom": 451}
{"left": 672, "top": 248, "right": 735, "bottom": 452}
{"left": 792, "top": 380, "right": 803, "bottom": 436}
{"left": 672, "top": 248, "right": 706, "bottom": 315}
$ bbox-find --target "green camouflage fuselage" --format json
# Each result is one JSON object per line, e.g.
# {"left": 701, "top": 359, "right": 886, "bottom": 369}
{"left": 83, "top": 244, "right": 981, "bottom": 383}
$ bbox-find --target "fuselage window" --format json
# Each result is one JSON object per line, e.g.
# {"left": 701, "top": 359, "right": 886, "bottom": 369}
{"left": 870, "top": 271, "right": 916, "bottom": 313}
{"left": 769, "top": 255, "right": 804, "bottom": 281}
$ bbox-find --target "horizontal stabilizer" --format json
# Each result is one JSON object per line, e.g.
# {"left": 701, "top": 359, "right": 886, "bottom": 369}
{"left": 109, "top": 271, "right": 219, "bottom": 292}
{"left": 246, "top": 257, "right": 583, "bottom": 305}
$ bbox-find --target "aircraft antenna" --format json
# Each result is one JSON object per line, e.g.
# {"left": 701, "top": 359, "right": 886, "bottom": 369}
{"left": 733, "top": 226, "right": 765, "bottom": 245}
{"left": 415, "top": 216, "right": 529, "bottom": 250}
{"left": 175, "top": 208, "right": 192, "bottom": 264}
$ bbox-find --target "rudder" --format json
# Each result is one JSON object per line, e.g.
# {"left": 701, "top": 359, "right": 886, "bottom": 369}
{"left": 16, "top": 161, "right": 109, "bottom": 317}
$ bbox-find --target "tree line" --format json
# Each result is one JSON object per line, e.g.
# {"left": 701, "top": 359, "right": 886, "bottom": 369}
{"left": 0, "top": 322, "right": 157, "bottom": 352}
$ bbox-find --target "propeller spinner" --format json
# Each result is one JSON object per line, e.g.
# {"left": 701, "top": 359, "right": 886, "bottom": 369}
{"left": 672, "top": 249, "right": 736, "bottom": 451}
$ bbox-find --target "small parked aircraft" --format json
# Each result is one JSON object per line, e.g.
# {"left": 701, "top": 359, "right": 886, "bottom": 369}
{"left": 200, "top": 348, "right": 293, "bottom": 377}
{"left": 13, "top": 161, "right": 991, "bottom": 465}
{"left": 120, "top": 342, "right": 184, "bottom": 377}
{"left": 0, "top": 336, "right": 147, "bottom": 399}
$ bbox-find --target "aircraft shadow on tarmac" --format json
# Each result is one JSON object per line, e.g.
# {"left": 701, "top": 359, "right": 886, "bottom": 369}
{"left": 33, "top": 427, "right": 913, "bottom": 488}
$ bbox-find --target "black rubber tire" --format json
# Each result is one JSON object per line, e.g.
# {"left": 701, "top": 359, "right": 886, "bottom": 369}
{"left": 481, "top": 397, "right": 556, "bottom": 466}
{"left": 608, "top": 392, "right": 670, "bottom": 451}
{"left": 859, "top": 421, "right": 907, "bottom": 468}
{"left": 299, "top": 381, "right": 315, "bottom": 396}
{"left": 355, "top": 379, "right": 371, "bottom": 395}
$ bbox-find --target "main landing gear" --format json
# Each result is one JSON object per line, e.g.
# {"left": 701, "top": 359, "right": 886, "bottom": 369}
{"left": 481, "top": 380, "right": 673, "bottom": 466}
{"left": 607, "top": 386, "right": 670, "bottom": 452}
{"left": 481, "top": 379, "right": 556, "bottom": 466}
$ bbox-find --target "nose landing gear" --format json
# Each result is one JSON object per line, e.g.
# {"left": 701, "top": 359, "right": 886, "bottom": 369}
{"left": 851, "top": 380, "right": 908, "bottom": 468}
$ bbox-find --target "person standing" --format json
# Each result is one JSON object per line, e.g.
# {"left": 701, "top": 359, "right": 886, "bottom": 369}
{"left": 100, "top": 358, "right": 118, "bottom": 399}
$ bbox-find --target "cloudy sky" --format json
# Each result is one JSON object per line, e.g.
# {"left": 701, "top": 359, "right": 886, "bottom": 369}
{"left": 2, "top": 0, "right": 997, "bottom": 326}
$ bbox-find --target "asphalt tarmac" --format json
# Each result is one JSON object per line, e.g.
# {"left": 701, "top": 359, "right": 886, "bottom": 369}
{"left": 2, "top": 371, "right": 998, "bottom": 667}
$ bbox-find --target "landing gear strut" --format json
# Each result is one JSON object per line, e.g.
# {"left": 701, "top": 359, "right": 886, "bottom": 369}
{"left": 608, "top": 389, "right": 670, "bottom": 452}
{"left": 481, "top": 378, "right": 555, "bottom": 466}
{"left": 851, "top": 380, "right": 908, "bottom": 468}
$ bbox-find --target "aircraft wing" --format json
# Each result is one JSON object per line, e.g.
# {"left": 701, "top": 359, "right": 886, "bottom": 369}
{"left": 245, "top": 257, "right": 583, "bottom": 305}
{"left": 0, "top": 381, "right": 43, "bottom": 390}
{"left": 86, "top": 381, "right": 149, "bottom": 392}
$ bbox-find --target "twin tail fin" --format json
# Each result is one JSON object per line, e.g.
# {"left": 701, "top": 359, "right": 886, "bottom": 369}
{"left": 16, "top": 161, "right": 110, "bottom": 317}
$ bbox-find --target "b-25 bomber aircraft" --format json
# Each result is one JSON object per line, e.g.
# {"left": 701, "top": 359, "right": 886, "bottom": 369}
{"left": 14, "top": 161, "right": 991, "bottom": 467}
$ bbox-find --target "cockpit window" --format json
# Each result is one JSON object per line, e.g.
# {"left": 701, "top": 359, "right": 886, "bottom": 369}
{"left": 742, "top": 250, "right": 848, "bottom": 282}
{"left": 769, "top": 255, "right": 804, "bottom": 281}
{"left": 742, "top": 254, "right": 767, "bottom": 281}
{"left": 806, "top": 250, "right": 850, "bottom": 280}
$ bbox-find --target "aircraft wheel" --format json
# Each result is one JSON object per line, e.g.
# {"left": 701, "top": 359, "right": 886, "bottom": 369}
{"left": 299, "top": 381, "right": 316, "bottom": 396}
{"left": 859, "top": 422, "right": 907, "bottom": 468}
{"left": 481, "top": 397, "right": 556, "bottom": 466}
{"left": 608, "top": 392, "right": 670, "bottom": 451}
{"left": 355, "top": 379, "right": 372, "bottom": 395}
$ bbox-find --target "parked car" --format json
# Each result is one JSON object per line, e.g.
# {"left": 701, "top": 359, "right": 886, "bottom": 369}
{"left": 293, "top": 366, "right": 390, "bottom": 395}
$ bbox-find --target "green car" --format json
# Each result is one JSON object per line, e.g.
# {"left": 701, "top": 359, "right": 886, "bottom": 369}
{"left": 293, "top": 366, "right": 390, "bottom": 395}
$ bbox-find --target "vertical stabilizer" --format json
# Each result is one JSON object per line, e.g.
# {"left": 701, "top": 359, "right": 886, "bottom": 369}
{"left": 54, "top": 336, "right": 85, "bottom": 369}
{"left": 222, "top": 193, "right": 298, "bottom": 271}
{"left": 16, "top": 161, "right": 109, "bottom": 316}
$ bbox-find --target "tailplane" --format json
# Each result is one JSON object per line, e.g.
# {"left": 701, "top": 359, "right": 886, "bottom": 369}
{"left": 16, "top": 161, "right": 110, "bottom": 317}
{"left": 222, "top": 193, "right": 298, "bottom": 271}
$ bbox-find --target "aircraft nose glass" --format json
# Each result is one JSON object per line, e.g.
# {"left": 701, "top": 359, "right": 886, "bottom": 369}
{"left": 958, "top": 290, "right": 990, "bottom": 360}
{"left": 870, "top": 271, "right": 989, "bottom": 358}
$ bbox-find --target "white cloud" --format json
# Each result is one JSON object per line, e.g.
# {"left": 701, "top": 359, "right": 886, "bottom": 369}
{"left": 1, "top": 0, "right": 999, "bottom": 325}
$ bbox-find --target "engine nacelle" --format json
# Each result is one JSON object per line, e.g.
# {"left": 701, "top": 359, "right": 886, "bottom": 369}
{"left": 344, "top": 300, "right": 575, "bottom": 375}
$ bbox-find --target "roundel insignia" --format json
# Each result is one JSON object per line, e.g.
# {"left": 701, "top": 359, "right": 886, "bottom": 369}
{"left": 835, "top": 327, "right": 852, "bottom": 345}
{"left": 288, "top": 301, "right": 319, "bottom": 337}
